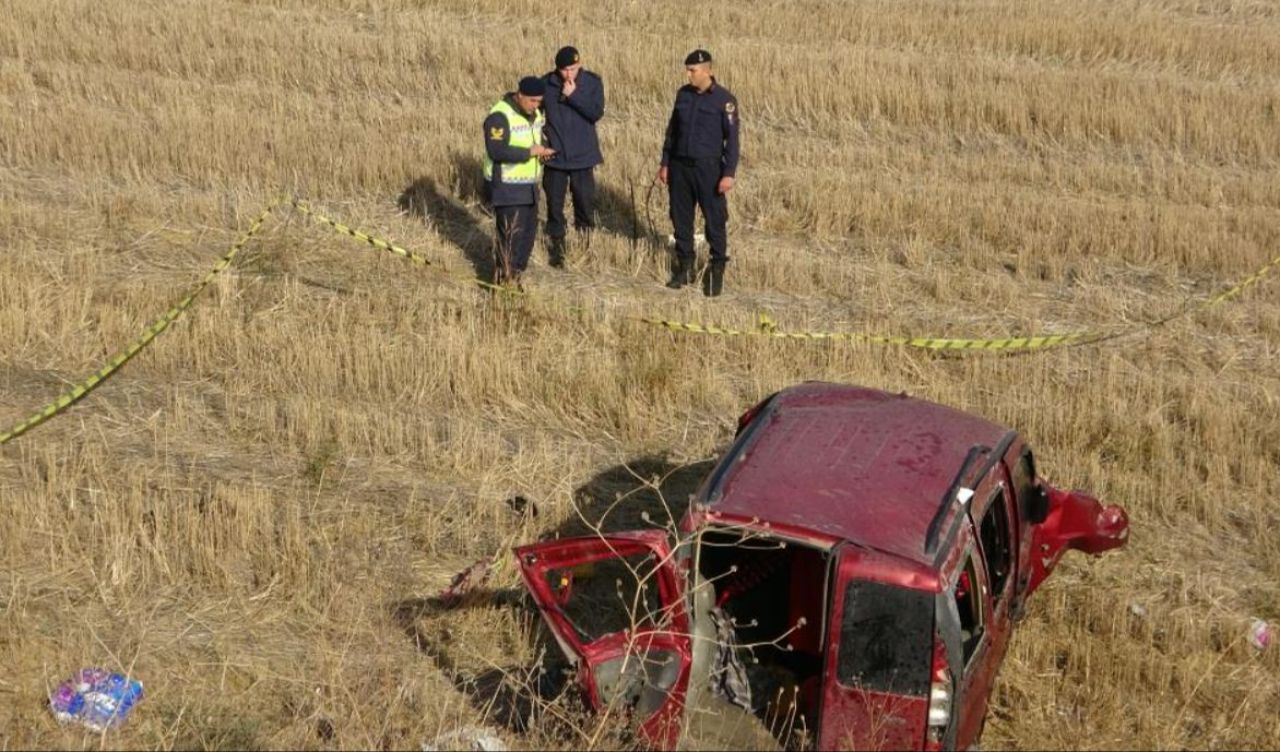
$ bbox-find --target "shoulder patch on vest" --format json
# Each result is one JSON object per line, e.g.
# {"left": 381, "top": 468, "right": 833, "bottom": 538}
{"left": 724, "top": 101, "right": 735, "bottom": 113}
{"left": 489, "top": 126, "right": 505, "bottom": 141}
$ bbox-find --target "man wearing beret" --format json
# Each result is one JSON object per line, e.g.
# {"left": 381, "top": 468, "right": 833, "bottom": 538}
{"left": 540, "top": 46, "right": 605, "bottom": 270}
{"left": 658, "top": 49, "right": 740, "bottom": 297}
{"left": 482, "top": 76, "right": 555, "bottom": 287}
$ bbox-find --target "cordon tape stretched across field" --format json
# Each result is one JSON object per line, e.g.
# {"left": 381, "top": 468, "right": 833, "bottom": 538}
{"left": 292, "top": 199, "right": 521, "bottom": 298}
{"left": 294, "top": 200, "right": 1276, "bottom": 349}
{"left": 0, "top": 202, "right": 279, "bottom": 446}
{"left": 1, "top": 197, "right": 1277, "bottom": 445}
{"left": 636, "top": 317, "right": 1110, "bottom": 350}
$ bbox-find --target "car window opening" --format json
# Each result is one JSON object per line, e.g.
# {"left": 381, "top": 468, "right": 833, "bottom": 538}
{"left": 542, "top": 551, "right": 686, "bottom": 712}
{"left": 979, "top": 489, "right": 1013, "bottom": 601}
{"left": 955, "top": 554, "right": 985, "bottom": 665}
{"left": 1011, "top": 449, "right": 1046, "bottom": 523}
{"left": 696, "top": 528, "right": 830, "bottom": 748}
{"left": 544, "top": 552, "right": 666, "bottom": 644}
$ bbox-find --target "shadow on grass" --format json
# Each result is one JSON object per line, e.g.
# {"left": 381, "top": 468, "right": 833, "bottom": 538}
{"left": 389, "top": 590, "right": 568, "bottom": 734}
{"left": 398, "top": 155, "right": 494, "bottom": 283}
{"left": 387, "top": 454, "right": 717, "bottom": 741}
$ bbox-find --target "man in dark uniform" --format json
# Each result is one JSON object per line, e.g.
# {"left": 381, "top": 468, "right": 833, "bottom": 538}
{"left": 658, "top": 49, "right": 740, "bottom": 297}
{"left": 541, "top": 46, "right": 604, "bottom": 269}
{"left": 482, "top": 76, "right": 555, "bottom": 286}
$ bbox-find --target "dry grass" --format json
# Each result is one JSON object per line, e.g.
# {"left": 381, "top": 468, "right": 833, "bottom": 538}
{"left": 1, "top": 0, "right": 1278, "bottom": 748}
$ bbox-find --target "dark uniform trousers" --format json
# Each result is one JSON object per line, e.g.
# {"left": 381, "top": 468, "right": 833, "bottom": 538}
{"left": 669, "top": 156, "right": 728, "bottom": 264}
{"left": 542, "top": 167, "right": 596, "bottom": 240}
{"left": 494, "top": 202, "right": 538, "bottom": 277}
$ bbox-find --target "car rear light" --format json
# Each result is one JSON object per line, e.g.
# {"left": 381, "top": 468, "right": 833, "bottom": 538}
{"left": 925, "top": 634, "right": 952, "bottom": 750}
{"left": 928, "top": 681, "right": 951, "bottom": 726}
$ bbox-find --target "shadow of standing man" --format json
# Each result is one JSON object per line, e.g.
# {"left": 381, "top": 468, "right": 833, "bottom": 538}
{"left": 398, "top": 174, "right": 495, "bottom": 283}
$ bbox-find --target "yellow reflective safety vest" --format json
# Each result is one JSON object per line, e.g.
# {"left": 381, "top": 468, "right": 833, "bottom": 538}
{"left": 483, "top": 98, "right": 545, "bottom": 206}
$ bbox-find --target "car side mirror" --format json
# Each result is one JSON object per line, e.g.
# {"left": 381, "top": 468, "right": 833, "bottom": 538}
{"left": 1025, "top": 483, "right": 1050, "bottom": 524}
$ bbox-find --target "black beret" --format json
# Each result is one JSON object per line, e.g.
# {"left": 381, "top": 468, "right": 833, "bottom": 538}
{"left": 555, "top": 46, "right": 580, "bottom": 69}
{"left": 684, "top": 49, "right": 712, "bottom": 65}
{"left": 518, "top": 76, "right": 546, "bottom": 97}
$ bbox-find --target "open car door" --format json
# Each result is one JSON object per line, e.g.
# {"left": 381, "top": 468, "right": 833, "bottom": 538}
{"left": 514, "top": 530, "right": 692, "bottom": 749}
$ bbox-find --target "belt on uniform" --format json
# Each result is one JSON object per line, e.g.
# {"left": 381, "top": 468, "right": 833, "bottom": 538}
{"left": 670, "top": 155, "right": 721, "bottom": 165}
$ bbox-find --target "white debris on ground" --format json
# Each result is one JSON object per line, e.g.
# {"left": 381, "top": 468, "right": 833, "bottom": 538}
{"left": 1247, "top": 618, "right": 1272, "bottom": 652}
{"left": 437, "top": 559, "right": 492, "bottom": 607}
{"left": 421, "top": 725, "right": 507, "bottom": 752}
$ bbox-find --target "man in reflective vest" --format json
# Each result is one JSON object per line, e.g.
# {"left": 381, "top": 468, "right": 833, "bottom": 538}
{"left": 483, "top": 76, "right": 554, "bottom": 286}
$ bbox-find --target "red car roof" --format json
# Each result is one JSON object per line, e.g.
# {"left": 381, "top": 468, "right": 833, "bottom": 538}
{"left": 705, "top": 383, "right": 1009, "bottom": 566}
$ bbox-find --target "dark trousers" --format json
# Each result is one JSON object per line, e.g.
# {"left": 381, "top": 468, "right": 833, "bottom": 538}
{"left": 542, "top": 167, "right": 596, "bottom": 239}
{"left": 494, "top": 203, "right": 538, "bottom": 276}
{"left": 669, "top": 157, "right": 728, "bottom": 264}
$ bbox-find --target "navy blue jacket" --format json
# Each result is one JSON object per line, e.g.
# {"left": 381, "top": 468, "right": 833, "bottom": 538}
{"left": 660, "top": 80, "right": 740, "bottom": 177}
{"left": 540, "top": 69, "right": 604, "bottom": 171}
{"left": 482, "top": 93, "right": 540, "bottom": 207}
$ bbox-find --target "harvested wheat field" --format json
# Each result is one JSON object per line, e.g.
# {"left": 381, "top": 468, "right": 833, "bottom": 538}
{"left": 1, "top": 0, "right": 1279, "bottom": 748}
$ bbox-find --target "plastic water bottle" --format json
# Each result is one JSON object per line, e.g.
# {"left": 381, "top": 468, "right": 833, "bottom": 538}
{"left": 49, "top": 669, "right": 144, "bottom": 731}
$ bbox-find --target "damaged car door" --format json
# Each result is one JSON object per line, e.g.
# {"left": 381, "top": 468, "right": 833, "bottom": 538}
{"left": 818, "top": 543, "right": 937, "bottom": 750}
{"left": 953, "top": 462, "right": 1019, "bottom": 745}
{"left": 514, "top": 530, "right": 692, "bottom": 748}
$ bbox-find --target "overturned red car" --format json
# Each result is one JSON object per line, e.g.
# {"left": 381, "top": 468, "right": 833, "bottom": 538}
{"left": 515, "top": 383, "right": 1129, "bottom": 750}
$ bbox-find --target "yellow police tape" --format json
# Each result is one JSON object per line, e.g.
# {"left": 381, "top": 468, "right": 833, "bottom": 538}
{"left": 634, "top": 318, "right": 1109, "bottom": 350}
{"left": 637, "top": 246, "right": 1275, "bottom": 348}
{"left": 2, "top": 197, "right": 1276, "bottom": 445}
{"left": 292, "top": 199, "right": 433, "bottom": 267}
{"left": 1206, "top": 251, "right": 1279, "bottom": 307}
{"left": 0, "top": 203, "right": 278, "bottom": 446}
{"left": 292, "top": 199, "right": 522, "bottom": 298}
{"left": 295, "top": 201, "right": 1279, "bottom": 350}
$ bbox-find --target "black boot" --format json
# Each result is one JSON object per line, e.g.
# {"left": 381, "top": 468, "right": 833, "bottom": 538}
{"left": 704, "top": 261, "right": 725, "bottom": 297}
{"left": 548, "top": 237, "right": 566, "bottom": 270}
{"left": 666, "top": 256, "right": 693, "bottom": 289}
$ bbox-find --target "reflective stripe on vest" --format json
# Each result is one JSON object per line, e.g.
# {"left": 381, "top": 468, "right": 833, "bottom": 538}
{"left": 483, "top": 99, "right": 545, "bottom": 185}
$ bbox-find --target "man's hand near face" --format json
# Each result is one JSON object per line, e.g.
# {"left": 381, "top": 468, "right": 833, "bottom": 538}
{"left": 560, "top": 66, "right": 580, "bottom": 98}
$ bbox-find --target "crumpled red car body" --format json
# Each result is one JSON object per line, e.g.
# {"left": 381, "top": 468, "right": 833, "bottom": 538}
{"left": 514, "top": 383, "right": 1129, "bottom": 750}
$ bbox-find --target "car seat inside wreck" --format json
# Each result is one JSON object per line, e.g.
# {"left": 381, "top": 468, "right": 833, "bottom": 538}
{"left": 525, "top": 527, "right": 829, "bottom": 750}
{"left": 689, "top": 527, "right": 831, "bottom": 749}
